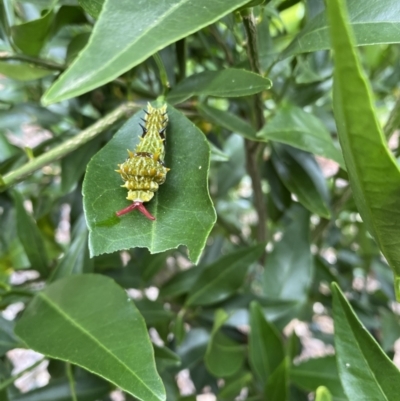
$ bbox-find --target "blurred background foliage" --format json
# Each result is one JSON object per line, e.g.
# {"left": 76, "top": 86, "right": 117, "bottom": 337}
{"left": 1, "top": 0, "right": 400, "bottom": 400}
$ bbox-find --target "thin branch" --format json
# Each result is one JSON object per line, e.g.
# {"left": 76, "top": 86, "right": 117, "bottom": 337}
{"left": 241, "top": 9, "right": 268, "bottom": 247}
{"left": 66, "top": 363, "right": 78, "bottom": 401}
{"left": 0, "top": 102, "right": 139, "bottom": 191}
{"left": 0, "top": 52, "right": 64, "bottom": 71}
{"left": 153, "top": 52, "right": 170, "bottom": 95}
{"left": 384, "top": 95, "right": 400, "bottom": 140}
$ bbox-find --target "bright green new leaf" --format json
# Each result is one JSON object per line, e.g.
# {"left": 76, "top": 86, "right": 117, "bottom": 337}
{"left": 327, "top": 0, "right": 400, "bottom": 296}
{"left": 167, "top": 69, "right": 272, "bottom": 105}
{"left": 272, "top": 145, "right": 331, "bottom": 218}
{"left": 15, "top": 274, "right": 166, "bottom": 401}
{"left": 12, "top": 190, "right": 49, "bottom": 277}
{"left": 0, "top": 61, "right": 55, "bottom": 81}
{"left": 205, "top": 309, "right": 244, "bottom": 377}
{"left": 332, "top": 283, "right": 400, "bottom": 401}
{"left": 290, "top": 355, "right": 347, "bottom": 400}
{"left": 249, "top": 302, "right": 285, "bottom": 385}
{"left": 257, "top": 105, "right": 344, "bottom": 168}
{"left": 42, "top": 0, "right": 255, "bottom": 104}
{"left": 283, "top": 1, "right": 400, "bottom": 58}
{"left": 83, "top": 104, "right": 216, "bottom": 263}
{"left": 263, "top": 205, "right": 313, "bottom": 301}
{"left": 185, "top": 244, "right": 265, "bottom": 306}
{"left": 11, "top": 9, "right": 54, "bottom": 56}
{"left": 198, "top": 103, "right": 257, "bottom": 140}
{"left": 316, "top": 386, "right": 333, "bottom": 401}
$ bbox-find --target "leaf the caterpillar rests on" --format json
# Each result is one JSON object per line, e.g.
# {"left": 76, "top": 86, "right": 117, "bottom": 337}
{"left": 115, "top": 103, "right": 169, "bottom": 220}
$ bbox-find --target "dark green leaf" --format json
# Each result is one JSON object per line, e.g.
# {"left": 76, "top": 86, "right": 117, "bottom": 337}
{"left": 12, "top": 190, "right": 49, "bottom": 277}
{"left": 284, "top": 1, "right": 400, "bottom": 58}
{"left": 15, "top": 274, "right": 166, "bottom": 401}
{"left": 0, "top": 316, "right": 20, "bottom": 356}
{"left": 167, "top": 69, "right": 272, "bottom": 105}
{"left": 186, "top": 244, "right": 265, "bottom": 306}
{"left": 249, "top": 302, "right": 285, "bottom": 385}
{"left": 257, "top": 105, "right": 344, "bottom": 167}
{"left": 154, "top": 345, "right": 181, "bottom": 372}
{"left": 327, "top": 0, "right": 400, "bottom": 295}
{"left": 332, "top": 282, "right": 400, "bottom": 401}
{"left": 265, "top": 358, "right": 289, "bottom": 401}
{"left": 83, "top": 104, "right": 216, "bottom": 263}
{"left": 198, "top": 103, "right": 257, "bottom": 140}
{"left": 272, "top": 145, "right": 331, "bottom": 218}
{"left": 263, "top": 205, "right": 313, "bottom": 301}
{"left": 290, "top": 356, "right": 347, "bottom": 400}
{"left": 42, "top": 0, "right": 255, "bottom": 104}
{"left": 205, "top": 309, "right": 244, "bottom": 377}
{"left": 11, "top": 9, "right": 54, "bottom": 56}
{"left": 218, "top": 372, "right": 252, "bottom": 400}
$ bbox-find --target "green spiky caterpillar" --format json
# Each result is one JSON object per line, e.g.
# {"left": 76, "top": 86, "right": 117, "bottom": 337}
{"left": 115, "top": 103, "right": 169, "bottom": 220}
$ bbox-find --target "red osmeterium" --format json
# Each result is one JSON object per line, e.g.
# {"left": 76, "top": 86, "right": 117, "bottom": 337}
{"left": 115, "top": 201, "right": 156, "bottom": 220}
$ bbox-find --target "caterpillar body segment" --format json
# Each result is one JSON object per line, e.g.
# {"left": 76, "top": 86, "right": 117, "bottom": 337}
{"left": 115, "top": 103, "right": 169, "bottom": 220}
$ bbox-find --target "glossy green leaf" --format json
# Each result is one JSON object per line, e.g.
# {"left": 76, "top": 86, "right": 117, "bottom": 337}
{"left": 167, "top": 69, "right": 272, "bottom": 105}
{"left": 11, "top": 9, "right": 54, "bottom": 56}
{"left": 316, "top": 386, "right": 333, "bottom": 401}
{"left": 198, "top": 103, "right": 257, "bottom": 140}
{"left": 218, "top": 372, "right": 252, "bottom": 400}
{"left": 49, "top": 215, "right": 92, "bottom": 282}
{"left": 15, "top": 274, "right": 165, "bottom": 401}
{"left": 0, "top": 61, "right": 55, "bottom": 81}
{"left": 263, "top": 205, "right": 313, "bottom": 301}
{"left": 290, "top": 356, "right": 347, "bottom": 400}
{"left": 205, "top": 309, "right": 244, "bottom": 377}
{"left": 159, "top": 265, "right": 203, "bottom": 298}
{"left": 83, "top": 104, "right": 216, "bottom": 263}
{"left": 327, "top": 0, "right": 400, "bottom": 295}
{"left": 12, "top": 190, "right": 49, "bottom": 277}
{"left": 249, "top": 302, "right": 285, "bottom": 385}
{"left": 42, "top": 0, "right": 254, "bottom": 104}
{"left": 272, "top": 144, "right": 331, "bottom": 218}
{"left": 332, "top": 282, "right": 400, "bottom": 401}
{"left": 265, "top": 358, "right": 289, "bottom": 401}
{"left": 154, "top": 345, "right": 181, "bottom": 373}
{"left": 185, "top": 244, "right": 265, "bottom": 306}
{"left": 283, "top": 1, "right": 400, "bottom": 58}
{"left": 78, "top": 0, "right": 104, "bottom": 18}
{"left": 257, "top": 105, "right": 344, "bottom": 167}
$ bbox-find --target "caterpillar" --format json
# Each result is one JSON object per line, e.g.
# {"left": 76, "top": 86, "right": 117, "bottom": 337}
{"left": 115, "top": 103, "right": 169, "bottom": 220}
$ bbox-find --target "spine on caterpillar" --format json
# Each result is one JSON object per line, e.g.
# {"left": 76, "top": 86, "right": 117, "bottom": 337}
{"left": 115, "top": 103, "right": 169, "bottom": 220}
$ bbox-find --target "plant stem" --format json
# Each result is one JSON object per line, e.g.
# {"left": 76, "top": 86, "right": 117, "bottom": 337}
{"left": 0, "top": 102, "right": 139, "bottom": 191}
{"left": 153, "top": 52, "right": 170, "bottom": 95}
{"left": 66, "top": 363, "right": 78, "bottom": 401}
{"left": 384, "top": 95, "right": 400, "bottom": 140}
{"left": 176, "top": 38, "right": 186, "bottom": 83}
{"left": 0, "top": 357, "right": 46, "bottom": 391}
{"left": 241, "top": 9, "right": 268, "bottom": 247}
{"left": 0, "top": 52, "right": 64, "bottom": 71}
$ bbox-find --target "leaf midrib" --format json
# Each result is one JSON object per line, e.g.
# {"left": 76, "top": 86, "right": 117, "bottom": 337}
{"left": 38, "top": 292, "right": 160, "bottom": 400}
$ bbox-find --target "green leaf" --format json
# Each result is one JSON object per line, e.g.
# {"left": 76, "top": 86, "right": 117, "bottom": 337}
{"left": 332, "top": 282, "right": 400, "bottom": 401}
{"left": 272, "top": 145, "right": 331, "bottom": 218}
{"left": 290, "top": 356, "right": 347, "bottom": 400}
{"left": 167, "top": 69, "right": 272, "bottom": 105}
{"left": 83, "top": 104, "right": 216, "bottom": 264}
{"left": 78, "top": 0, "right": 104, "bottom": 18}
{"left": 257, "top": 105, "right": 344, "bottom": 167}
{"left": 15, "top": 274, "right": 166, "bottom": 401}
{"left": 205, "top": 309, "right": 244, "bottom": 377}
{"left": 218, "top": 372, "right": 252, "bottom": 400}
{"left": 49, "top": 215, "right": 92, "bottom": 282}
{"left": 265, "top": 358, "right": 289, "bottom": 401}
{"left": 316, "top": 386, "right": 333, "bottom": 401}
{"left": 326, "top": 0, "right": 400, "bottom": 296}
{"left": 0, "top": 61, "right": 55, "bottom": 81}
{"left": 249, "top": 302, "right": 285, "bottom": 386}
{"left": 12, "top": 190, "right": 49, "bottom": 277}
{"left": 263, "top": 205, "right": 313, "bottom": 301}
{"left": 11, "top": 9, "right": 54, "bottom": 56}
{"left": 154, "top": 345, "right": 181, "bottom": 373}
{"left": 0, "top": 316, "right": 20, "bottom": 356}
{"left": 42, "top": 0, "right": 254, "bottom": 104}
{"left": 185, "top": 244, "right": 265, "bottom": 306}
{"left": 198, "top": 103, "right": 257, "bottom": 140}
{"left": 283, "top": 1, "right": 400, "bottom": 58}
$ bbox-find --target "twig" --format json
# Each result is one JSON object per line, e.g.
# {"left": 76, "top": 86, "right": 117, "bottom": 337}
{"left": 0, "top": 52, "right": 64, "bottom": 71}
{"left": 66, "top": 363, "right": 78, "bottom": 401}
{"left": 153, "top": 52, "right": 170, "bottom": 95}
{"left": 384, "top": 95, "right": 400, "bottom": 140}
{"left": 0, "top": 102, "right": 139, "bottom": 191}
{"left": 241, "top": 9, "right": 268, "bottom": 248}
